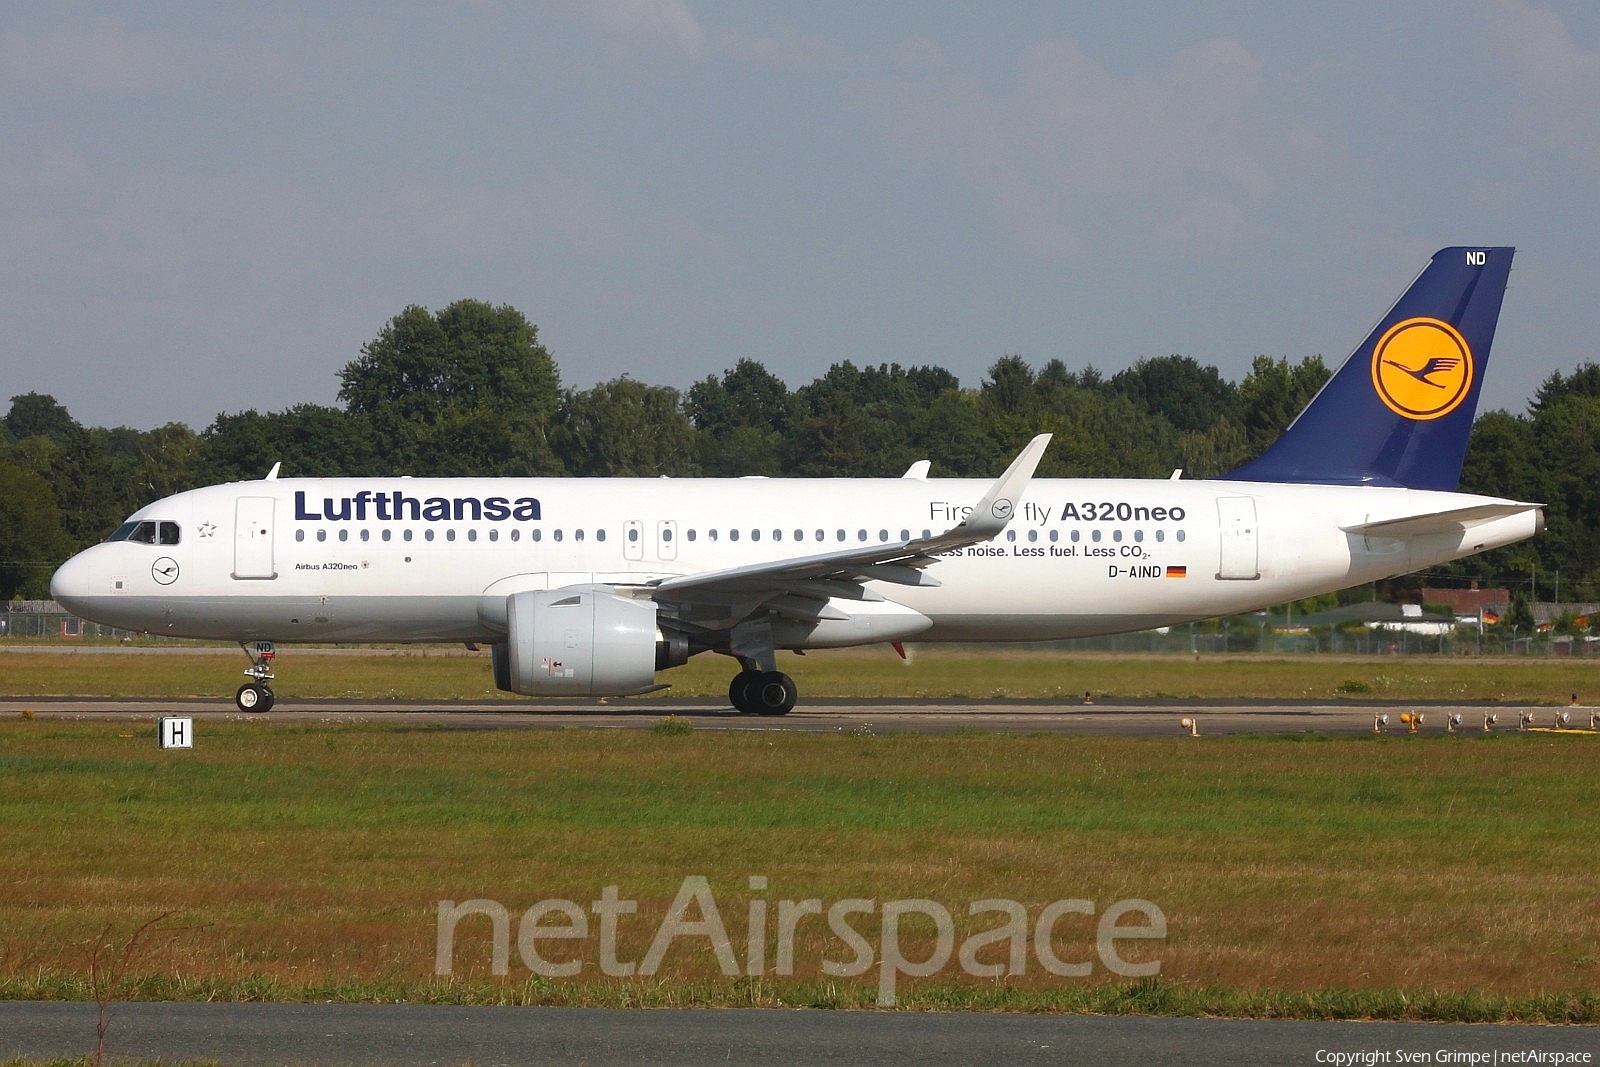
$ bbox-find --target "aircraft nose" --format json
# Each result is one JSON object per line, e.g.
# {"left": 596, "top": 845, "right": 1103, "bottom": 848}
{"left": 50, "top": 550, "right": 95, "bottom": 613}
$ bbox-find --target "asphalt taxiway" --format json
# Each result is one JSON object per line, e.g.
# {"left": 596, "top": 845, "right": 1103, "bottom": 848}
{"left": 4, "top": 695, "right": 1596, "bottom": 736}
{"left": 4, "top": 1001, "right": 1598, "bottom": 1067}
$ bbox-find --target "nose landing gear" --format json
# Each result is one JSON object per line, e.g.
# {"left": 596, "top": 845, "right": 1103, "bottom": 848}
{"left": 236, "top": 641, "right": 276, "bottom": 712}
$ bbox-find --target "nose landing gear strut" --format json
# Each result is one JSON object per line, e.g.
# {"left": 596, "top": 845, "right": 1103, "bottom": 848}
{"left": 236, "top": 641, "right": 276, "bottom": 712}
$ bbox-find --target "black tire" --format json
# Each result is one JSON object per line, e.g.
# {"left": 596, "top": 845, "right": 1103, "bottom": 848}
{"left": 258, "top": 685, "right": 276, "bottom": 713}
{"left": 235, "top": 683, "right": 268, "bottom": 713}
{"left": 729, "top": 670, "right": 761, "bottom": 714}
{"left": 753, "top": 671, "right": 797, "bottom": 716}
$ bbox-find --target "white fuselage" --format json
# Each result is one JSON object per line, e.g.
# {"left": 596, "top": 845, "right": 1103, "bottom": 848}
{"left": 50, "top": 475, "right": 1540, "bottom": 646}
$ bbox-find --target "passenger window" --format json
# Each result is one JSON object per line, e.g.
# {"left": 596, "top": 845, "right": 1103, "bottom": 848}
{"left": 468, "top": 529, "right": 478, "bottom": 542}
{"left": 751, "top": 530, "right": 760, "bottom": 542}
{"left": 1071, "top": 530, "right": 1080, "bottom": 543}
{"left": 554, "top": 530, "right": 563, "bottom": 542}
{"left": 795, "top": 530, "right": 804, "bottom": 541}
{"left": 404, "top": 529, "right": 414, "bottom": 542}
{"left": 318, "top": 530, "right": 327, "bottom": 542}
{"left": 487, "top": 530, "right": 496, "bottom": 542}
{"left": 383, "top": 530, "right": 392, "bottom": 542}
{"left": 1049, "top": 530, "right": 1059, "bottom": 543}
{"left": 362, "top": 529, "right": 371, "bottom": 542}
{"left": 296, "top": 529, "right": 306, "bottom": 543}
{"left": 532, "top": 529, "right": 542, "bottom": 542}
{"left": 730, "top": 530, "right": 740, "bottom": 542}
{"left": 1155, "top": 530, "right": 1165, "bottom": 542}
{"left": 1027, "top": 530, "right": 1037, "bottom": 543}
{"left": 509, "top": 530, "right": 519, "bottom": 542}
{"left": 596, "top": 529, "right": 606, "bottom": 542}
{"left": 1113, "top": 530, "right": 1122, "bottom": 542}
{"left": 340, "top": 529, "right": 349, "bottom": 542}
{"left": 425, "top": 530, "right": 434, "bottom": 542}
{"left": 575, "top": 529, "right": 585, "bottom": 542}
{"left": 1006, "top": 530, "right": 1016, "bottom": 542}
{"left": 900, "top": 529, "right": 910, "bottom": 541}
{"left": 1177, "top": 530, "right": 1186, "bottom": 542}
{"left": 1091, "top": 530, "right": 1101, "bottom": 543}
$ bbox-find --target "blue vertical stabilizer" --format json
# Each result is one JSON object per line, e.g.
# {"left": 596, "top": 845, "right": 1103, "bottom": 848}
{"left": 1225, "top": 247, "right": 1514, "bottom": 490}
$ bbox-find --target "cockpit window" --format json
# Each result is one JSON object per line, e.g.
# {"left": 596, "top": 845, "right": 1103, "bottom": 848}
{"left": 106, "top": 520, "right": 180, "bottom": 545}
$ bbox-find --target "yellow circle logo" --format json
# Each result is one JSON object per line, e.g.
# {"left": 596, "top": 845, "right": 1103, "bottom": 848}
{"left": 1370, "top": 317, "right": 1474, "bottom": 421}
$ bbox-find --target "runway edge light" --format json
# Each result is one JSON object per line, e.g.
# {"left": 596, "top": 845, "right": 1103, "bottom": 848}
{"left": 158, "top": 717, "right": 193, "bottom": 750}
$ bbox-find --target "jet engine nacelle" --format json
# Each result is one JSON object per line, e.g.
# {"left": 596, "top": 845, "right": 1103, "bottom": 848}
{"left": 492, "top": 589, "right": 681, "bottom": 696}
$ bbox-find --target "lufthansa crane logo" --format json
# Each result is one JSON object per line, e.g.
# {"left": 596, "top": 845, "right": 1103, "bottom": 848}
{"left": 1370, "top": 317, "right": 1474, "bottom": 421}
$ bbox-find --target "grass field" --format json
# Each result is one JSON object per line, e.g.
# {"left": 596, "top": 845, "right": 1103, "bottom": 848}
{"left": 2, "top": 720, "right": 1598, "bottom": 1020}
{"left": 1, "top": 644, "right": 1598, "bottom": 705}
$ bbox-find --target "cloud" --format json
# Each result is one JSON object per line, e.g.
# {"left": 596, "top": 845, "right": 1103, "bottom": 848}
{"left": 861, "top": 36, "right": 1274, "bottom": 259}
{"left": 391, "top": 174, "right": 622, "bottom": 256}
{"left": 571, "top": 0, "right": 706, "bottom": 59}
{"left": 1479, "top": 0, "right": 1600, "bottom": 164}
{"left": 1488, "top": 0, "right": 1600, "bottom": 90}
{"left": 2, "top": 20, "right": 173, "bottom": 92}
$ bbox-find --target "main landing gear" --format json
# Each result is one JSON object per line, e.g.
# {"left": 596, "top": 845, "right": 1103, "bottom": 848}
{"left": 729, "top": 669, "right": 797, "bottom": 716}
{"left": 236, "top": 640, "right": 276, "bottom": 712}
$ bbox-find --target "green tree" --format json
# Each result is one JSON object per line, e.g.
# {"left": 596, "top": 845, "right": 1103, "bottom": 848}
{"left": 0, "top": 461, "right": 75, "bottom": 599}
{"left": 338, "top": 301, "right": 561, "bottom": 475}
{"left": 4, "top": 392, "right": 79, "bottom": 444}
{"left": 686, "top": 360, "right": 792, "bottom": 476}
{"left": 1528, "top": 392, "right": 1600, "bottom": 593}
{"left": 553, "top": 378, "right": 700, "bottom": 477}
{"left": 1108, "top": 354, "right": 1239, "bottom": 433}
{"left": 1507, "top": 589, "right": 1536, "bottom": 634}
{"left": 201, "top": 405, "right": 376, "bottom": 482}
{"left": 786, "top": 362, "right": 961, "bottom": 476}
{"left": 1237, "top": 355, "right": 1329, "bottom": 454}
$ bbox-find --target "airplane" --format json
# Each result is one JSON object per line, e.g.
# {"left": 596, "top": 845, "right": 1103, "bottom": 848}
{"left": 51, "top": 247, "right": 1540, "bottom": 715}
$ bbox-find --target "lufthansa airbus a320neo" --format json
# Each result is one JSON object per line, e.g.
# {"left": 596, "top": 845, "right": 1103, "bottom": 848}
{"left": 52, "top": 248, "right": 1540, "bottom": 714}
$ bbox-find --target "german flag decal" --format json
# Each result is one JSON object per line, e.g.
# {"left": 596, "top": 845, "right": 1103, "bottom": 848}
{"left": 1165, "top": 566, "right": 1187, "bottom": 578}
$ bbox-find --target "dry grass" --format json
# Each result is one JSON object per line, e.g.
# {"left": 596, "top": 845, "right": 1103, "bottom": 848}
{"left": 2, "top": 722, "right": 1598, "bottom": 1016}
{"left": 2, "top": 645, "right": 1599, "bottom": 704}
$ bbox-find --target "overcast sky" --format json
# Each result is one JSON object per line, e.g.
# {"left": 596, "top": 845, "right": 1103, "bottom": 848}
{"left": 3, "top": 1, "right": 1597, "bottom": 432}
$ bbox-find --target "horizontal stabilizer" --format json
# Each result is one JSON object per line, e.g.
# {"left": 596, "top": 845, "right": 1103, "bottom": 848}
{"left": 1341, "top": 502, "right": 1541, "bottom": 538}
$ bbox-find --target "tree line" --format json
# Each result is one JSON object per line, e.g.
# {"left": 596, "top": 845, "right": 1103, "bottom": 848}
{"left": 0, "top": 299, "right": 1591, "bottom": 604}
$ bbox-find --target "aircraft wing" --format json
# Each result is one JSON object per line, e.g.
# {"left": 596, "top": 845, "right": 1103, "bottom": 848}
{"left": 645, "top": 434, "right": 1051, "bottom": 603}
